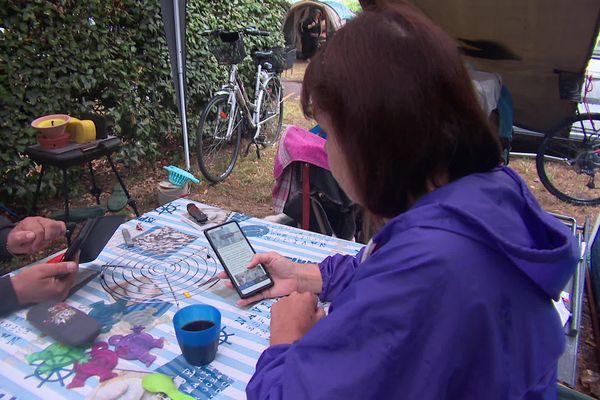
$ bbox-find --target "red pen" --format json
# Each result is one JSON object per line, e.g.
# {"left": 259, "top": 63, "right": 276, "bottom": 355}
{"left": 48, "top": 252, "right": 67, "bottom": 263}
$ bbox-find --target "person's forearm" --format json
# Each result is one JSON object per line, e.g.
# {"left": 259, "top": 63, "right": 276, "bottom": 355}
{"left": 296, "top": 263, "right": 323, "bottom": 294}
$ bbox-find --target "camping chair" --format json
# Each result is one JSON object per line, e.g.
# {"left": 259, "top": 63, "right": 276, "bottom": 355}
{"left": 587, "top": 213, "right": 600, "bottom": 327}
{"left": 272, "top": 125, "right": 357, "bottom": 240}
{"left": 282, "top": 162, "right": 356, "bottom": 239}
{"left": 551, "top": 212, "right": 600, "bottom": 399}
{"left": 550, "top": 213, "right": 585, "bottom": 388}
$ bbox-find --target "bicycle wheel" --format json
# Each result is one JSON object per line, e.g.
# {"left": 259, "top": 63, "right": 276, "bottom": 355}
{"left": 257, "top": 76, "right": 284, "bottom": 147}
{"left": 196, "top": 94, "right": 243, "bottom": 183}
{"left": 536, "top": 112, "right": 600, "bottom": 205}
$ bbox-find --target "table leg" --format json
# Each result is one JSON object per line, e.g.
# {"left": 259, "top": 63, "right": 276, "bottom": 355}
{"left": 32, "top": 165, "right": 45, "bottom": 214}
{"left": 62, "top": 168, "right": 70, "bottom": 222}
{"left": 88, "top": 162, "right": 102, "bottom": 205}
{"left": 106, "top": 155, "right": 140, "bottom": 216}
{"left": 302, "top": 163, "right": 310, "bottom": 230}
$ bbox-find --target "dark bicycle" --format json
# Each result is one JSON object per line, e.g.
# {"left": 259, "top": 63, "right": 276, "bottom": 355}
{"left": 536, "top": 110, "right": 600, "bottom": 205}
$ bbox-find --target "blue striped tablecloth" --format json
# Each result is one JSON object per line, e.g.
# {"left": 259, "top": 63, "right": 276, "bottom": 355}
{"left": 0, "top": 199, "right": 363, "bottom": 399}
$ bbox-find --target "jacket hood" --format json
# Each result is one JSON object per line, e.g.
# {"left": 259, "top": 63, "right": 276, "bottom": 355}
{"left": 376, "top": 167, "right": 579, "bottom": 300}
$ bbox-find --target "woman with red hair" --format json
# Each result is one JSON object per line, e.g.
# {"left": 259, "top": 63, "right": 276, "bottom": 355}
{"left": 220, "top": 3, "right": 578, "bottom": 398}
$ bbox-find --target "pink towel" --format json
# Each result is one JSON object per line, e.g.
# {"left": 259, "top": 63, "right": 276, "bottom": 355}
{"left": 272, "top": 126, "right": 330, "bottom": 212}
{"left": 273, "top": 126, "right": 329, "bottom": 179}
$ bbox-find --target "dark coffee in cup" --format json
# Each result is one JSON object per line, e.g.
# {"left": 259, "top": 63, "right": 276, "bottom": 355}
{"left": 182, "top": 320, "right": 214, "bottom": 332}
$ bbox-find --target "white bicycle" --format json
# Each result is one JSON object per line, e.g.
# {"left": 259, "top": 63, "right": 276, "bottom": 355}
{"left": 197, "top": 27, "right": 289, "bottom": 183}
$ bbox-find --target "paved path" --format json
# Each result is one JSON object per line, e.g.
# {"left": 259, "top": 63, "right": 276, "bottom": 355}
{"left": 281, "top": 78, "right": 303, "bottom": 101}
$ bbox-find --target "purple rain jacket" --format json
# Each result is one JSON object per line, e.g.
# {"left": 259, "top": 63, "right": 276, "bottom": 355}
{"left": 247, "top": 167, "right": 579, "bottom": 399}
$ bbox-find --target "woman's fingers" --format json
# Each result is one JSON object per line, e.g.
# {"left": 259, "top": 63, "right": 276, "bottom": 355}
{"left": 217, "top": 271, "right": 229, "bottom": 279}
{"left": 236, "top": 292, "right": 265, "bottom": 307}
{"left": 246, "top": 252, "right": 281, "bottom": 269}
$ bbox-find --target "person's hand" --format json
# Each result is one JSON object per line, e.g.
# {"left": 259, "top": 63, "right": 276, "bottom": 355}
{"left": 6, "top": 217, "right": 66, "bottom": 255}
{"left": 270, "top": 291, "right": 325, "bottom": 345}
{"left": 10, "top": 262, "right": 79, "bottom": 305}
{"left": 217, "top": 252, "right": 304, "bottom": 307}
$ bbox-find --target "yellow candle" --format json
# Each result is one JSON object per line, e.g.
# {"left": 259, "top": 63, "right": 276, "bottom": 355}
{"left": 37, "top": 118, "right": 65, "bottom": 128}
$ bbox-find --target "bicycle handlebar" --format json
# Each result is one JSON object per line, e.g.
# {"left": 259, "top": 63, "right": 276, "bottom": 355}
{"left": 200, "top": 27, "right": 270, "bottom": 37}
{"left": 244, "top": 27, "right": 270, "bottom": 36}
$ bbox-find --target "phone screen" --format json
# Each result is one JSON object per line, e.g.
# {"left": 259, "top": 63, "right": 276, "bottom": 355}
{"left": 204, "top": 221, "right": 273, "bottom": 298}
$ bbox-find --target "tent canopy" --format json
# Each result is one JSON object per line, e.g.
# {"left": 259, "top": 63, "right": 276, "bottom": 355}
{"left": 283, "top": 0, "right": 355, "bottom": 54}
{"left": 321, "top": 1, "right": 355, "bottom": 21}
{"left": 407, "top": 0, "right": 600, "bottom": 133}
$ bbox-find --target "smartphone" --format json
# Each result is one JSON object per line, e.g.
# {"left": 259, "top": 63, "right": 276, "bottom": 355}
{"left": 204, "top": 221, "right": 274, "bottom": 299}
{"left": 62, "top": 215, "right": 125, "bottom": 262}
{"left": 62, "top": 218, "right": 96, "bottom": 262}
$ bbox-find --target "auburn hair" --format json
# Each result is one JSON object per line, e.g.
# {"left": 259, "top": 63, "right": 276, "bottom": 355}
{"left": 301, "top": 3, "right": 502, "bottom": 218}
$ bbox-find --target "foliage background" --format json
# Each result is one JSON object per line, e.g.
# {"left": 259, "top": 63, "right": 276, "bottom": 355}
{"left": 339, "top": 0, "right": 361, "bottom": 12}
{"left": 0, "top": 0, "right": 287, "bottom": 209}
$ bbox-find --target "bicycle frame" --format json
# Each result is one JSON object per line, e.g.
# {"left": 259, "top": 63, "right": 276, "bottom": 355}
{"left": 217, "top": 63, "right": 280, "bottom": 141}
{"left": 197, "top": 27, "right": 285, "bottom": 183}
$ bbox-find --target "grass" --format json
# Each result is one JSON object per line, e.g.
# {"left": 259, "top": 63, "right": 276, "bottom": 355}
{"left": 281, "top": 60, "right": 309, "bottom": 82}
{"left": 283, "top": 98, "right": 313, "bottom": 130}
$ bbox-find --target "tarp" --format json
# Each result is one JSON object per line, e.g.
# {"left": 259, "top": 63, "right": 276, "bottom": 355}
{"left": 408, "top": 0, "right": 600, "bottom": 133}
{"left": 321, "top": 1, "right": 355, "bottom": 21}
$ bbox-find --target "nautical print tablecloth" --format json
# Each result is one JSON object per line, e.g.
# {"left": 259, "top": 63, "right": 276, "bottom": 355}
{"left": 0, "top": 199, "right": 363, "bottom": 399}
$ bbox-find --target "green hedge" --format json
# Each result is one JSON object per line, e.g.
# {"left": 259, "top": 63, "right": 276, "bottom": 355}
{"left": 340, "top": 0, "right": 362, "bottom": 12}
{"left": 0, "top": 0, "right": 287, "bottom": 209}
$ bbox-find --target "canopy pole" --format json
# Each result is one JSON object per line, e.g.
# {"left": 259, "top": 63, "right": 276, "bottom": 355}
{"left": 173, "top": 0, "right": 191, "bottom": 170}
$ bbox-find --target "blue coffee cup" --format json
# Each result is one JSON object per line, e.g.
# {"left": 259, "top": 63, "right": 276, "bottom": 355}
{"left": 173, "top": 304, "right": 221, "bottom": 366}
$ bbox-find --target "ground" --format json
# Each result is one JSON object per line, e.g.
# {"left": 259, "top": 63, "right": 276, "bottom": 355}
{"left": 5, "top": 60, "right": 600, "bottom": 397}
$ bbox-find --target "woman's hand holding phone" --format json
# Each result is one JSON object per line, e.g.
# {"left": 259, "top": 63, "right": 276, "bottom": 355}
{"left": 217, "top": 252, "right": 322, "bottom": 306}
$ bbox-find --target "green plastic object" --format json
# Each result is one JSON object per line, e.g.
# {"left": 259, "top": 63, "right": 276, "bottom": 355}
{"left": 142, "top": 373, "right": 195, "bottom": 400}
{"left": 107, "top": 182, "right": 128, "bottom": 212}
{"left": 163, "top": 165, "right": 200, "bottom": 186}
